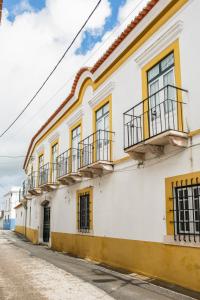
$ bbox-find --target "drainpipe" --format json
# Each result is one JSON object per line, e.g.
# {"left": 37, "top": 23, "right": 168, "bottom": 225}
{"left": 24, "top": 203, "right": 27, "bottom": 238}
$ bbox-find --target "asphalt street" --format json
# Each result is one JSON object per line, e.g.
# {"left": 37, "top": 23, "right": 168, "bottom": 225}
{"left": 0, "top": 230, "right": 199, "bottom": 300}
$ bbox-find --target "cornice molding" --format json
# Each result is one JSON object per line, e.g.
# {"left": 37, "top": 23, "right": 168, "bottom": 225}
{"left": 48, "top": 132, "right": 60, "bottom": 144}
{"left": 135, "top": 20, "right": 183, "bottom": 67}
{"left": 89, "top": 81, "right": 115, "bottom": 109}
{"left": 66, "top": 107, "right": 83, "bottom": 128}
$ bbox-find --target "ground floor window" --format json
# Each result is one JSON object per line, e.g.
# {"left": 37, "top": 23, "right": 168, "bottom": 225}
{"left": 174, "top": 184, "right": 200, "bottom": 236}
{"left": 166, "top": 173, "right": 200, "bottom": 242}
{"left": 77, "top": 188, "right": 93, "bottom": 233}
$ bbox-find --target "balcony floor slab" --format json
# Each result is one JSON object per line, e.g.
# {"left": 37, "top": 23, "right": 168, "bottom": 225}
{"left": 125, "top": 130, "right": 188, "bottom": 161}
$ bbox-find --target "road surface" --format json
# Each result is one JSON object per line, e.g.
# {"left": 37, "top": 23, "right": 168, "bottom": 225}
{"left": 0, "top": 230, "right": 199, "bottom": 300}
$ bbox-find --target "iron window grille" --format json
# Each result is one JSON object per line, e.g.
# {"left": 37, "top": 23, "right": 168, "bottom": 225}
{"left": 78, "top": 192, "right": 91, "bottom": 233}
{"left": 123, "top": 85, "right": 188, "bottom": 150}
{"left": 171, "top": 179, "right": 200, "bottom": 242}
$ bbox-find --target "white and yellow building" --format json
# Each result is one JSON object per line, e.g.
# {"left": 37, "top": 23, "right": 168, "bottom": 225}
{"left": 15, "top": 0, "right": 200, "bottom": 292}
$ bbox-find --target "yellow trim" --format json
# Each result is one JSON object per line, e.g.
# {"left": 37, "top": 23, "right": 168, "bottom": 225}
{"left": 92, "top": 95, "right": 112, "bottom": 161}
{"left": 189, "top": 129, "right": 200, "bottom": 137}
{"left": 165, "top": 171, "right": 200, "bottom": 235}
{"left": 37, "top": 151, "right": 44, "bottom": 186}
{"left": 69, "top": 120, "right": 82, "bottom": 148}
{"left": 141, "top": 39, "right": 182, "bottom": 139}
{"left": 15, "top": 226, "right": 39, "bottom": 244}
{"left": 38, "top": 151, "right": 44, "bottom": 172}
{"left": 25, "top": 0, "right": 188, "bottom": 168}
{"left": 114, "top": 156, "right": 130, "bottom": 165}
{"left": 76, "top": 187, "right": 93, "bottom": 231}
{"left": 51, "top": 232, "right": 200, "bottom": 293}
{"left": 50, "top": 138, "right": 59, "bottom": 182}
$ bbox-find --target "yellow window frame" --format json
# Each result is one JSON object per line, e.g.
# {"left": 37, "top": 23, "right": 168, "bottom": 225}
{"left": 165, "top": 171, "right": 200, "bottom": 236}
{"left": 141, "top": 39, "right": 182, "bottom": 140}
{"left": 92, "top": 95, "right": 112, "bottom": 162}
{"left": 50, "top": 139, "right": 59, "bottom": 182}
{"left": 76, "top": 187, "right": 93, "bottom": 232}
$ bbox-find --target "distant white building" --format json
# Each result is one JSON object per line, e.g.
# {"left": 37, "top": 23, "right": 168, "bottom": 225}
{"left": 3, "top": 187, "right": 20, "bottom": 230}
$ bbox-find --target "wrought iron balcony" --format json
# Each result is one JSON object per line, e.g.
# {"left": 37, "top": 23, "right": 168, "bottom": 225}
{"left": 27, "top": 172, "right": 42, "bottom": 196}
{"left": 38, "top": 163, "right": 58, "bottom": 191}
{"left": 57, "top": 148, "right": 82, "bottom": 185}
{"left": 78, "top": 129, "right": 114, "bottom": 177}
{"left": 19, "top": 180, "right": 31, "bottom": 202}
{"left": 123, "top": 85, "right": 188, "bottom": 160}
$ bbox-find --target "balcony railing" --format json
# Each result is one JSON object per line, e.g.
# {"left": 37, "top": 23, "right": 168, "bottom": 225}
{"left": 38, "top": 163, "right": 57, "bottom": 186}
{"left": 78, "top": 130, "right": 114, "bottom": 169}
{"left": 28, "top": 172, "right": 38, "bottom": 190}
{"left": 123, "top": 85, "right": 188, "bottom": 150}
{"left": 57, "top": 148, "right": 79, "bottom": 179}
{"left": 19, "top": 180, "right": 29, "bottom": 201}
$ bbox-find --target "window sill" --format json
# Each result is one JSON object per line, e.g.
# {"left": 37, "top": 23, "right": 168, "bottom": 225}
{"left": 164, "top": 235, "right": 200, "bottom": 248}
{"left": 77, "top": 229, "right": 93, "bottom": 236}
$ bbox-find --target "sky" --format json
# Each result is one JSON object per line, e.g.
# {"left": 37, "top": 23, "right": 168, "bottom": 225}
{"left": 0, "top": 0, "right": 149, "bottom": 200}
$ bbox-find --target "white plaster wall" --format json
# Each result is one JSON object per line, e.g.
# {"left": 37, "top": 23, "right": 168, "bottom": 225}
{"left": 15, "top": 205, "right": 25, "bottom": 228}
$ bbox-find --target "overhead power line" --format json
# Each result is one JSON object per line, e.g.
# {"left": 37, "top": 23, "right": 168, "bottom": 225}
{"left": 0, "top": 0, "right": 102, "bottom": 138}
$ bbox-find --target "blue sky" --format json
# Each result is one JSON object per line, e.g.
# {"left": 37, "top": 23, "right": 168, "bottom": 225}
{"left": 3, "top": 0, "right": 126, "bottom": 54}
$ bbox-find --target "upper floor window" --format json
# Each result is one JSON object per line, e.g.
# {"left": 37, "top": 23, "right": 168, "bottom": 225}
{"left": 38, "top": 154, "right": 44, "bottom": 170}
{"left": 147, "top": 52, "right": 176, "bottom": 135}
{"left": 96, "top": 102, "right": 109, "bottom": 132}
{"left": 71, "top": 125, "right": 81, "bottom": 172}
{"left": 51, "top": 143, "right": 58, "bottom": 181}
{"left": 95, "top": 103, "right": 110, "bottom": 161}
{"left": 51, "top": 143, "right": 58, "bottom": 164}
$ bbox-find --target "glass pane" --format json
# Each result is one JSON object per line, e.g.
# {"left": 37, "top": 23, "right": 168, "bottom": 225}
{"left": 148, "top": 64, "right": 160, "bottom": 82}
{"left": 96, "top": 108, "right": 103, "bottom": 120}
{"left": 161, "top": 53, "right": 174, "bottom": 71}
{"left": 103, "top": 103, "right": 109, "bottom": 114}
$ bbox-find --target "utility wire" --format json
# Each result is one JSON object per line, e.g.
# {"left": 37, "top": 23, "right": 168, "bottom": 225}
{"left": 0, "top": 0, "right": 102, "bottom": 138}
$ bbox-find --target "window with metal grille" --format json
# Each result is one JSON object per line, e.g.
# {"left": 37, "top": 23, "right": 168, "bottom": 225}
{"left": 78, "top": 192, "right": 90, "bottom": 233}
{"left": 173, "top": 183, "right": 200, "bottom": 241}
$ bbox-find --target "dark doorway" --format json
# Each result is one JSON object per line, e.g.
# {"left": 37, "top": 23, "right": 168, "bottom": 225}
{"left": 43, "top": 206, "right": 50, "bottom": 243}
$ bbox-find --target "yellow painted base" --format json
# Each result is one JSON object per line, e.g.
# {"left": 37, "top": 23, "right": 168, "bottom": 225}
{"left": 15, "top": 226, "right": 38, "bottom": 244}
{"left": 51, "top": 232, "right": 200, "bottom": 293}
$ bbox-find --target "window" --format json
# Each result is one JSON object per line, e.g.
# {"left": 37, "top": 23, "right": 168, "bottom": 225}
{"left": 174, "top": 184, "right": 200, "bottom": 239}
{"left": 77, "top": 189, "right": 92, "bottom": 233}
{"left": 39, "top": 154, "right": 44, "bottom": 170}
{"left": 51, "top": 143, "right": 58, "bottom": 182}
{"left": 71, "top": 126, "right": 81, "bottom": 172}
{"left": 95, "top": 103, "right": 110, "bottom": 161}
{"left": 147, "top": 52, "right": 176, "bottom": 135}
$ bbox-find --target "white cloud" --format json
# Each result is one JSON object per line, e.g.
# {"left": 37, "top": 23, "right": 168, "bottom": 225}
{"left": 0, "top": 0, "right": 148, "bottom": 199}
{"left": 12, "top": 0, "right": 33, "bottom": 17}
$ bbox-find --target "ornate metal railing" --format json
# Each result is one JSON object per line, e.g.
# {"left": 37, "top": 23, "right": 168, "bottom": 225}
{"left": 123, "top": 85, "right": 188, "bottom": 149}
{"left": 28, "top": 172, "right": 38, "bottom": 190}
{"left": 38, "top": 163, "right": 57, "bottom": 186}
{"left": 57, "top": 148, "right": 79, "bottom": 179}
{"left": 78, "top": 129, "right": 114, "bottom": 169}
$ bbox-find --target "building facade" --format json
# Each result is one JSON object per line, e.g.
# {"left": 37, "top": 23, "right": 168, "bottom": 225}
{"left": 3, "top": 187, "right": 20, "bottom": 230}
{"left": 15, "top": 0, "right": 200, "bottom": 292}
